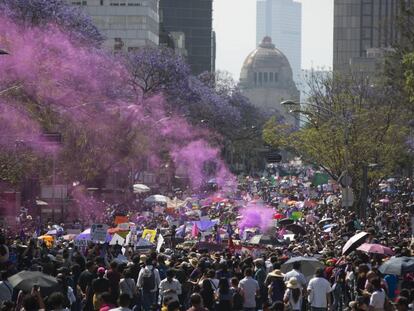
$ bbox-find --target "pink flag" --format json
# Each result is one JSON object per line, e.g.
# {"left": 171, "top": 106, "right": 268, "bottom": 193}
{"left": 192, "top": 223, "right": 199, "bottom": 237}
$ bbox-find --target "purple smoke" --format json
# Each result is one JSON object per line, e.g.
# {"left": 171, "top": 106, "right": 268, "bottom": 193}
{"left": 238, "top": 203, "right": 274, "bottom": 232}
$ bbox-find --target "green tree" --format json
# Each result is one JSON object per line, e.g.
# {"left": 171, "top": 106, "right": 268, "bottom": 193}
{"left": 263, "top": 71, "right": 411, "bottom": 202}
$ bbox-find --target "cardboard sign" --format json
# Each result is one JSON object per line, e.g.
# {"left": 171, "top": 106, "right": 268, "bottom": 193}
{"left": 91, "top": 224, "right": 109, "bottom": 242}
{"left": 74, "top": 239, "right": 88, "bottom": 246}
{"left": 115, "top": 216, "right": 129, "bottom": 225}
{"left": 117, "top": 223, "right": 130, "bottom": 231}
{"left": 142, "top": 229, "right": 156, "bottom": 243}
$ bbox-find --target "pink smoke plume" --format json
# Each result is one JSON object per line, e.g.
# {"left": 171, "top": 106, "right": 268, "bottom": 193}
{"left": 238, "top": 203, "right": 274, "bottom": 232}
{"left": 0, "top": 16, "right": 235, "bottom": 195}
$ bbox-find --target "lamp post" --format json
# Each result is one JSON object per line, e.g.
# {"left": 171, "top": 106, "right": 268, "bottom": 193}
{"left": 281, "top": 100, "right": 354, "bottom": 211}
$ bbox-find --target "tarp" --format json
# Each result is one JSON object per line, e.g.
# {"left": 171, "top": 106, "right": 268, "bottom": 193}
{"left": 192, "top": 220, "right": 218, "bottom": 231}
{"left": 109, "top": 234, "right": 125, "bottom": 246}
{"left": 312, "top": 173, "right": 329, "bottom": 186}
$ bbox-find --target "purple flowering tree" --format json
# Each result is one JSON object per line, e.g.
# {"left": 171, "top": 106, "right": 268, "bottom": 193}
{"left": 0, "top": 0, "right": 103, "bottom": 45}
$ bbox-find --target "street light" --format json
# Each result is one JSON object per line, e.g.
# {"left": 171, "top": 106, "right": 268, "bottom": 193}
{"left": 281, "top": 100, "right": 354, "bottom": 211}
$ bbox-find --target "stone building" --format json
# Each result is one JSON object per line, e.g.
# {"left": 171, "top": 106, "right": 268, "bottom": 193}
{"left": 240, "top": 36, "right": 300, "bottom": 127}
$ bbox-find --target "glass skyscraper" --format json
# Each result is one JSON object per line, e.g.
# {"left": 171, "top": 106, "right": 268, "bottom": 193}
{"left": 256, "top": 0, "right": 302, "bottom": 85}
{"left": 333, "top": 0, "right": 409, "bottom": 72}
{"left": 159, "top": 0, "right": 215, "bottom": 75}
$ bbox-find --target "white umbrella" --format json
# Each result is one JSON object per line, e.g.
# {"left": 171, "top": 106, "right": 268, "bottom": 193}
{"left": 133, "top": 184, "right": 150, "bottom": 194}
{"left": 144, "top": 194, "right": 168, "bottom": 204}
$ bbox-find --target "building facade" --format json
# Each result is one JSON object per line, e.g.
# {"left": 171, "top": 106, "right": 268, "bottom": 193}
{"left": 256, "top": 0, "right": 302, "bottom": 85}
{"left": 71, "top": 0, "right": 159, "bottom": 51}
{"left": 159, "top": 0, "right": 215, "bottom": 75}
{"left": 333, "top": 0, "right": 408, "bottom": 72}
{"left": 240, "top": 37, "right": 300, "bottom": 127}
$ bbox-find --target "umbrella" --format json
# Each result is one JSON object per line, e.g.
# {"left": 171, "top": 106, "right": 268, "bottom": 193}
{"left": 133, "top": 184, "right": 150, "bottom": 194}
{"left": 318, "top": 218, "right": 333, "bottom": 226}
{"left": 62, "top": 234, "right": 77, "bottom": 241}
{"left": 0, "top": 49, "right": 9, "bottom": 55}
{"left": 8, "top": 271, "right": 57, "bottom": 292}
{"left": 281, "top": 256, "right": 324, "bottom": 278}
{"left": 279, "top": 218, "right": 294, "bottom": 225}
{"left": 342, "top": 231, "right": 369, "bottom": 255}
{"left": 144, "top": 194, "right": 168, "bottom": 204}
{"left": 273, "top": 213, "right": 284, "bottom": 220}
{"left": 357, "top": 243, "right": 394, "bottom": 256}
{"left": 286, "top": 224, "right": 306, "bottom": 235}
{"left": 379, "top": 256, "right": 414, "bottom": 275}
{"left": 46, "top": 229, "right": 57, "bottom": 235}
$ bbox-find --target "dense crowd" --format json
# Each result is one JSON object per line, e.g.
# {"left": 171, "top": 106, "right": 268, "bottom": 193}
{"left": 0, "top": 170, "right": 412, "bottom": 311}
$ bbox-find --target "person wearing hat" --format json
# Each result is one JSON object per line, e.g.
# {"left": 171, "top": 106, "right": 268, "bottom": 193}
{"left": 283, "top": 277, "right": 302, "bottom": 311}
{"left": 267, "top": 270, "right": 286, "bottom": 304}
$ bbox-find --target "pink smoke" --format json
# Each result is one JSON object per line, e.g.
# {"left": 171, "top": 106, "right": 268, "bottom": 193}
{"left": 238, "top": 203, "right": 274, "bottom": 232}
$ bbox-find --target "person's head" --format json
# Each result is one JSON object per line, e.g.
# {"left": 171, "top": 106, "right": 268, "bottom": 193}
{"left": 230, "top": 277, "right": 239, "bottom": 288}
{"left": 315, "top": 268, "right": 324, "bottom": 278}
{"left": 0, "top": 270, "right": 8, "bottom": 281}
{"left": 118, "top": 293, "right": 131, "bottom": 308}
{"left": 270, "top": 301, "right": 285, "bottom": 311}
{"left": 110, "top": 261, "right": 118, "bottom": 270}
{"left": 0, "top": 301, "right": 15, "bottom": 311}
{"left": 245, "top": 268, "right": 253, "bottom": 277}
{"left": 201, "top": 279, "right": 213, "bottom": 291}
{"left": 166, "top": 269, "right": 175, "bottom": 281}
{"left": 47, "top": 292, "right": 66, "bottom": 310}
{"left": 123, "top": 269, "right": 133, "bottom": 279}
{"left": 371, "top": 277, "right": 381, "bottom": 290}
{"left": 167, "top": 301, "right": 180, "bottom": 311}
{"left": 86, "top": 260, "right": 96, "bottom": 272}
{"left": 292, "top": 262, "right": 301, "bottom": 271}
{"left": 397, "top": 297, "right": 409, "bottom": 311}
{"left": 71, "top": 263, "right": 81, "bottom": 276}
{"left": 97, "top": 267, "right": 105, "bottom": 277}
{"left": 146, "top": 258, "right": 153, "bottom": 266}
{"left": 22, "top": 294, "right": 40, "bottom": 311}
{"left": 99, "top": 292, "right": 112, "bottom": 305}
{"left": 219, "top": 277, "right": 229, "bottom": 293}
{"left": 190, "top": 293, "right": 203, "bottom": 307}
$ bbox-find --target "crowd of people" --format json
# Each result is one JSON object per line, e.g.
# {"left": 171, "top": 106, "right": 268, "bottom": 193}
{"left": 0, "top": 168, "right": 412, "bottom": 311}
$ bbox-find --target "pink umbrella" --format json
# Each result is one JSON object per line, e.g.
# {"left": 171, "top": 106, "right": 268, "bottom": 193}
{"left": 357, "top": 243, "right": 394, "bottom": 256}
{"left": 379, "top": 198, "right": 390, "bottom": 204}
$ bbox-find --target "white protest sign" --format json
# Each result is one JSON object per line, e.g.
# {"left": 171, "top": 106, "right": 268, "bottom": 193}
{"left": 156, "top": 234, "right": 164, "bottom": 253}
{"left": 91, "top": 224, "right": 109, "bottom": 242}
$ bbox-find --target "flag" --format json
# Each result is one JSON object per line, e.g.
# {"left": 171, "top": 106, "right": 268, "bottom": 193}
{"left": 191, "top": 223, "right": 199, "bottom": 238}
{"left": 228, "top": 236, "right": 234, "bottom": 252}
{"left": 226, "top": 223, "right": 234, "bottom": 237}
{"left": 215, "top": 226, "right": 221, "bottom": 243}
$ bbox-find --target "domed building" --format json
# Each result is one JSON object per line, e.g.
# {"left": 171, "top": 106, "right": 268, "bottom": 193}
{"left": 240, "top": 37, "right": 299, "bottom": 126}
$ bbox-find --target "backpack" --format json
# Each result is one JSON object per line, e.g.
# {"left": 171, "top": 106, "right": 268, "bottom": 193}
{"left": 232, "top": 289, "right": 244, "bottom": 310}
{"left": 142, "top": 268, "right": 155, "bottom": 291}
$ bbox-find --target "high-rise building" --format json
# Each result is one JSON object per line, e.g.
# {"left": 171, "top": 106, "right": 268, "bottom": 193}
{"left": 159, "top": 0, "right": 215, "bottom": 75}
{"left": 256, "top": 0, "right": 302, "bottom": 85}
{"left": 333, "top": 0, "right": 408, "bottom": 73}
{"left": 71, "top": 0, "right": 159, "bottom": 51}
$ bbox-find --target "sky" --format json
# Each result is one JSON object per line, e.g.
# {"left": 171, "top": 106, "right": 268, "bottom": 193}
{"left": 213, "top": 0, "right": 334, "bottom": 80}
